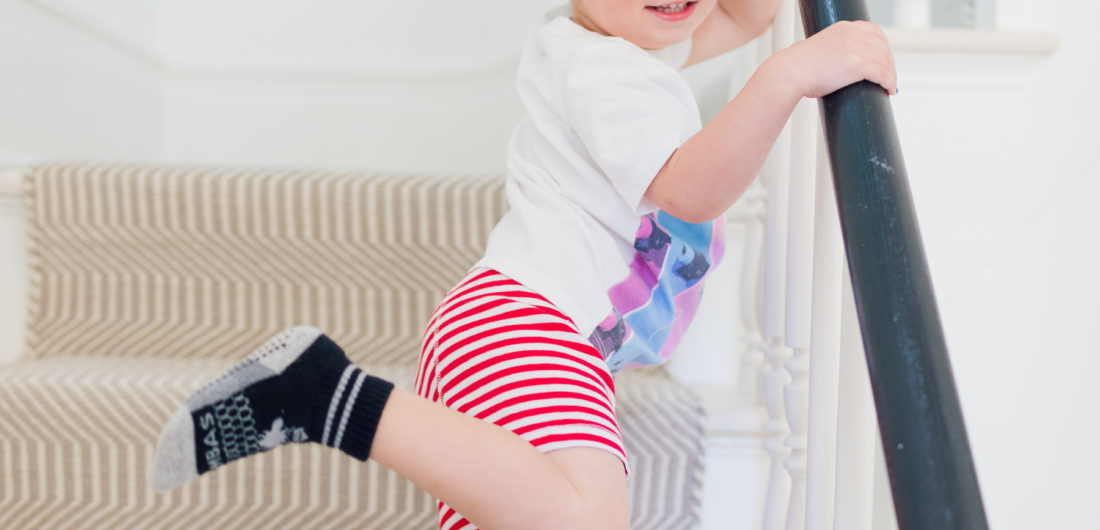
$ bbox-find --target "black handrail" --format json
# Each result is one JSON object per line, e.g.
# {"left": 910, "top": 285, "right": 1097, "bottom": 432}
{"left": 795, "top": 1, "right": 989, "bottom": 528}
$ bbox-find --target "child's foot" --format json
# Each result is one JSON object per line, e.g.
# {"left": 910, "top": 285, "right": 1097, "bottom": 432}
{"left": 150, "top": 326, "right": 394, "bottom": 491}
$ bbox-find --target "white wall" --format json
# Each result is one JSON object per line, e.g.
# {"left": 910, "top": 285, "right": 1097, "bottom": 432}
{"left": 0, "top": 0, "right": 161, "bottom": 162}
{"left": 892, "top": 1, "right": 1100, "bottom": 528}
{"left": 156, "top": 1, "right": 542, "bottom": 74}
{"left": 154, "top": 0, "right": 561, "bottom": 173}
{"left": 158, "top": 66, "right": 522, "bottom": 174}
{"left": 0, "top": 0, "right": 162, "bottom": 362}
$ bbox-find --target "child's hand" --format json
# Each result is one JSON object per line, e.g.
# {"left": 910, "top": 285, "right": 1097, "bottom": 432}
{"left": 773, "top": 20, "right": 898, "bottom": 98}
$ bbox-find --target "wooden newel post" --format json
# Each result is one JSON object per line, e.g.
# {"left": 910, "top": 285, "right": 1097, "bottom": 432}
{"left": 795, "top": 1, "right": 989, "bottom": 528}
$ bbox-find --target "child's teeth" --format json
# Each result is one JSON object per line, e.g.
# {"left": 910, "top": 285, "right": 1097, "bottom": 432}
{"left": 656, "top": 3, "right": 688, "bottom": 13}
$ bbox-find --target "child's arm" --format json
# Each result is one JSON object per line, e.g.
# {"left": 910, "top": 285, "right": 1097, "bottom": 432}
{"left": 685, "top": 0, "right": 782, "bottom": 67}
{"left": 646, "top": 20, "right": 898, "bottom": 223}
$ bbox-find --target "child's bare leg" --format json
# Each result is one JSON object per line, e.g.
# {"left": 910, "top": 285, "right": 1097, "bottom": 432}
{"left": 373, "top": 390, "right": 628, "bottom": 529}
{"left": 151, "top": 326, "right": 628, "bottom": 529}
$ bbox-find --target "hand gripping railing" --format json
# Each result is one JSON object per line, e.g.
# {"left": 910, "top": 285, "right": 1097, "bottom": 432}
{"left": 796, "top": 1, "right": 989, "bottom": 528}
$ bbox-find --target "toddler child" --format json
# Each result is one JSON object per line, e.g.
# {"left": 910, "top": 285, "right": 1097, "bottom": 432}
{"left": 151, "top": 1, "right": 897, "bottom": 528}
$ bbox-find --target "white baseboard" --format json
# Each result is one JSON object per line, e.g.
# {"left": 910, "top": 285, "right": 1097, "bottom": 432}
{"left": 698, "top": 387, "right": 768, "bottom": 530}
{"left": 0, "top": 152, "right": 40, "bottom": 167}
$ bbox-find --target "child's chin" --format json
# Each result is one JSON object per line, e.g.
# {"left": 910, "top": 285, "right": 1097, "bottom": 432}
{"left": 636, "top": 32, "right": 692, "bottom": 51}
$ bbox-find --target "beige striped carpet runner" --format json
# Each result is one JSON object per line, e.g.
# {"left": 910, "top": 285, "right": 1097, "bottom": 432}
{"left": 0, "top": 162, "right": 706, "bottom": 529}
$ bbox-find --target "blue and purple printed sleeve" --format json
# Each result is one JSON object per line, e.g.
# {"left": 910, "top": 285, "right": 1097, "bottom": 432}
{"left": 589, "top": 211, "right": 725, "bottom": 372}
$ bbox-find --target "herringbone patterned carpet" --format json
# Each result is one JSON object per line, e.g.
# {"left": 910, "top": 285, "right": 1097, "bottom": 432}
{"left": 0, "top": 162, "right": 705, "bottom": 529}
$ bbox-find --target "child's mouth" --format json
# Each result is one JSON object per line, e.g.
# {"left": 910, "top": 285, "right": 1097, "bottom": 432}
{"left": 645, "top": 1, "right": 697, "bottom": 21}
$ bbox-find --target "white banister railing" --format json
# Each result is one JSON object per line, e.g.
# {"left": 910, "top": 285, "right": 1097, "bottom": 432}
{"left": 760, "top": 134, "right": 794, "bottom": 530}
{"left": 759, "top": 17, "right": 794, "bottom": 530}
{"left": 733, "top": 184, "right": 767, "bottom": 405}
{"left": 803, "top": 132, "right": 842, "bottom": 530}
{"left": 830, "top": 272, "right": 877, "bottom": 529}
{"left": 744, "top": 2, "right": 987, "bottom": 526}
{"left": 781, "top": 91, "right": 818, "bottom": 530}
{"left": 744, "top": 0, "right": 895, "bottom": 528}
{"left": 758, "top": 0, "right": 796, "bottom": 526}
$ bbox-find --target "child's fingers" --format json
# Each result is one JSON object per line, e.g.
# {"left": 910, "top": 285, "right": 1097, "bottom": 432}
{"left": 859, "top": 54, "right": 897, "bottom": 95}
{"left": 839, "top": 48, "right": 895, "bottom": 95}
{"left": 869, "top": 61, "right": 898, "bottom": 95}
{"left": 784, "top": 20, "right": 899, "bottom": 98}
{"left": 871, "top": 47, "right": 898, "bottom": 95}
{"left": 847, "top": 22, "right": 897, "bottom": 95}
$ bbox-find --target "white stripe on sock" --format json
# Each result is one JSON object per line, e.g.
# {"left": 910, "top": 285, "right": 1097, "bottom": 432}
{"left": 322, "top": 365, "right": 357, "bottom": 446}
{"left": 333, "top": 370, "right": 366, "bottom": 450}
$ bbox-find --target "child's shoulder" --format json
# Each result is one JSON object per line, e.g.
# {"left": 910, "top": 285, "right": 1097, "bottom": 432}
{"left": 536, "top": 14, "right": 632, "bottom": 59}
{"left": 533, "top": 14, "right": 690, "bottom": 73}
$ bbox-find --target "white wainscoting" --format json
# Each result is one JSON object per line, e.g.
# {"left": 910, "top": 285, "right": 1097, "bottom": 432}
{"left": 0, "top": 167, "right": 27, "bottom": 365}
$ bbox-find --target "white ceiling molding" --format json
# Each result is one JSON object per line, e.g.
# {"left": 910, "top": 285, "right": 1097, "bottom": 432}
{"left": 884, "top": 27, "right": 1061, "bottom": 90}
{"left": 885, "top": 27, "right": 1061, "bottom": 56}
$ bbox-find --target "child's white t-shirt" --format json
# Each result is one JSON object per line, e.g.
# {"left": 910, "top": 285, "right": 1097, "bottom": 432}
{"left": 475, "top": 7, "right": 701, "bottom": 336}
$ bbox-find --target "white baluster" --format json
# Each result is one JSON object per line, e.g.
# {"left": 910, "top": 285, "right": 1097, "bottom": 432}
{"left": 730, "top": 28, "right": 770, "bottom": 407}
{"left": 831, "top": 271, "right": 877, "bottom": 530}
{"left": 872, "top": 427, "right": 900, "bottom": 530}
{"left": 804, "top": 132, "right": 843, "bottom": 530}
{"left": 895, "top": 0, "right": 931, "bottom": 28}
{"left": 781, "top": 92, "right": 818, "bottom": 530}
{"left": 760, "top": 4, "right": 799, "bottom": 529}
{"left": 732, "top": 181, "right": 768, "bottom": 404}
{"left": 761, "top": 124, "right": 793, "bottom": 530}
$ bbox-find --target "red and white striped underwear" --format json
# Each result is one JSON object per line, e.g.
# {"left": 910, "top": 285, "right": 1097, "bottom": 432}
{"left": 414, "top": 267, "right": 628, "bottom": 530}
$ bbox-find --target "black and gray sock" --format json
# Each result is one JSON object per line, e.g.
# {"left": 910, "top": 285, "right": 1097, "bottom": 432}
{"left": 150, "top": 326, "right": 393, "bottom": 491}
